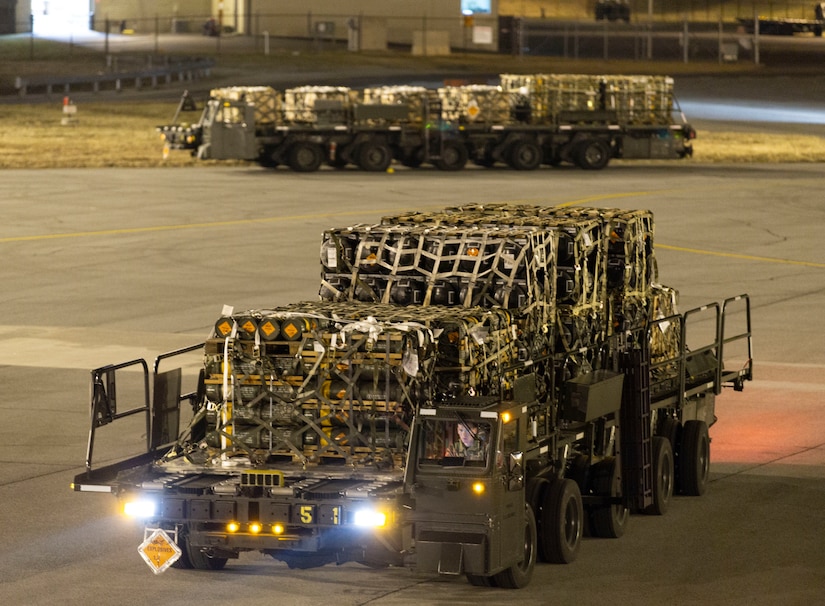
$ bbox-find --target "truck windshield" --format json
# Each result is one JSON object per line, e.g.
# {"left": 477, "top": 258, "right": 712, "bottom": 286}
{"left": 418, "top": 417, "right": 492, "bottom": 468}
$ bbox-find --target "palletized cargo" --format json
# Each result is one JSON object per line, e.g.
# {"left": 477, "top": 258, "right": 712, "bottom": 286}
{"left": 437, "top": 85, "right": 512, "bottom": 124}
{"left": 282, "top": 85, "right": 353, "bottom": 123}
{"left": 209, "top": 86, "right": 282, "bottom": 125}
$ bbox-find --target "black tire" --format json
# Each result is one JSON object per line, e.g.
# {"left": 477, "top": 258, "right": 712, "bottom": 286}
{"left": 181, "top": 532, "right": 228, "bottom": 571}
{"left": 507, "top": 139, "right": 542, "bottom": 170}
{"left": 257, "top": 148, "right": 279, "bottom": 169}
{"left": 680, "top": 420, "right": 710, "bottom": 496}
{"left": 492, "top": 504, "right": 537, "bottom": 589}
{"left": 645, "top": 436, "right": 675, "bottom": 515}
{"left": 400, "top": 146, "right": 424, "bottom": 168}
{"left": 539, "top": 479, "right": 583, "bottom": 564}
{"left": 466, "top": 573, "right": 497, "bottom": 586}
{"left": 287, "top": 142, "right": 323, "bottom": 172}
{"left": 357, "top": 140, "right": 393, "bottom": 172}
{"left": 575, "top": 139, "right": 611, "bottom": 170}
{"left": 435, "top": 141, "right": 468, "bottom": 171}
{"left": 589, "top": 457, "right": 629, "bottom": 539}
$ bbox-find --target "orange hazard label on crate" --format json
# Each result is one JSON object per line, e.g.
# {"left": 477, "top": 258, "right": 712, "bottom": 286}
{"left": 260, "top": 320, "right": 277, "bottom": 338}
{"left": 282, "top": 323, "right": 299, "bottom": 340}
{"left": 138, "top": 529, "right": 182, "bottom": 574}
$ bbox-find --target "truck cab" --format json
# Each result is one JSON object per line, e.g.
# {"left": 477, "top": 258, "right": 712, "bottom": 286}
{"left": 407, "top": 400, "right": 535, "bottom": 587}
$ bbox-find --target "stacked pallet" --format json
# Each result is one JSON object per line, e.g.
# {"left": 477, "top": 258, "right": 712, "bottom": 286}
{"left": 361, "top": 85, "right": 434, "bottom": 123}
{"left": 499, "top": 73, "right": 674, "bottom": 125}
{"left": 209, "top": 86, "right": 281, "bottom": 125}
{"left": 437, "top": 84, "right": 512, "bottom": 124}
{"left": 282, "top": 85, "right": 353, "bottom": 122}
{"left": 203, "top": 301, "right": 520, "bottom": 466}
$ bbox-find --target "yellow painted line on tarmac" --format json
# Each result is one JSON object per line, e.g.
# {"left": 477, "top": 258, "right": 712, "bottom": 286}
{"left": 4, "top": 191, "right": 821, "bottom": 270}
{"left": 657, "top": 244, "right": 825, "bottom": 269}
{"left": 554, "top": 190, "right": 662, "bottom": 208}
{"left": 0, "top": 208, "right": 395, "bottom": 244}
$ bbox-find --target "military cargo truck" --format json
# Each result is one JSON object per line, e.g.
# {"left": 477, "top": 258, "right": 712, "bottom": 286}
{"left": 72, "top": 204, "right": 751, "bottom": 586}
{"left": 159, "top": 74, "right": 695, "bottom": 172}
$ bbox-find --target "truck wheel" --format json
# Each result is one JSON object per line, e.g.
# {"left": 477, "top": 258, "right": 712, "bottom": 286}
{"left": 588, "top": 457, "right": 628, "bottom": 538}
{"left": 182, "top": 533, "right": 228, "bottom": 571}
{"left": 400, "top": 146, "right": 424, "bottom": 168}
{"left": 435, "top": 141, "right": 468, "bottom": 171}
{"left": 357, "top": 141, "right": 393, "bottom": 172}
{"left": 680, "top": 420, "right": 710, "bottom": 496}
{"left": 466, "top": 573, "right": 497, "bottom": 586}
{"left": 288, "top": 142, "right": 323, "bottom": 172}
{"left": 507, "top": 139, "right": 542, "bottom": 170}
{"left": 492, "top": 504, "right": 537, "bottom": 589}
{"left": 574, "top": 139, "right": 611, "bottom": 170}
{"left": 645, "top": 436, "right": 674, "bottom": 515}
{"left": 539, "top": 478, "right": 583, "bottom": 564}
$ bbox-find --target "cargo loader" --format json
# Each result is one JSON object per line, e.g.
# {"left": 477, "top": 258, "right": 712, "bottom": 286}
{"left": 159, "top": 74, "right": 695, "bottom": 172}
{"left": 72, "top": 204, "right": 751, "bottom": 587}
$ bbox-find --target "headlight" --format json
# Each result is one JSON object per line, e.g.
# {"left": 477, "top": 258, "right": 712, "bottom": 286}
{"left": 123, "top": 498, "right": 157, "bottom": 518}
{"left": 353, "top": 509, "right": 387, "bottom": 528}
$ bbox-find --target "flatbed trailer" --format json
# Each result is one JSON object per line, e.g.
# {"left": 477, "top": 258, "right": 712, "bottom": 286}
{"left": 159, "top": 74, "right": 694, "bottom": 172}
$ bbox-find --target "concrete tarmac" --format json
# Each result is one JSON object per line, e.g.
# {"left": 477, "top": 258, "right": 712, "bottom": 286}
{"left": 1, "top": 164, "right": 823, "bottom": 605}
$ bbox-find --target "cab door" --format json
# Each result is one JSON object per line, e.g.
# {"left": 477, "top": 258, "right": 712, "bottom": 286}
{"left": 494, "top": 406, "right": 526, "bottom": 569}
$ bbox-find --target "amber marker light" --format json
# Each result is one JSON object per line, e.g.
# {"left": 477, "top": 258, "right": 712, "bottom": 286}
{"left": 227, "top": 521, "right": 240, "bottom": 533}
{"left": 501, "top": 411, "right": 512, "bottom": 423}
{"left": 271, "top": 523, "right": 285, "bottom": 535}
{"left": 472, "top": 482, "right": 486, "bottom": 495}
{"left": 249, "top": 522, "right": 263, "bottom": 534}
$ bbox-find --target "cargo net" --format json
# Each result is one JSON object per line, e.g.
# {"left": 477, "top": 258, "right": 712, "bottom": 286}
{"left": 499, "top": 73, "right": 675, "bottom": 126}
{"left": 361, "top": 86, "right": 437, "bottom": 124}
{"left": 195, "top": 302, "right": 519, "bottom": 470}
{"left": 209, "top": 86, "right": 281, "bottom": 126}
{"left": 282, "top": 86, "right": 354, "bottom": 123}
{"left": 319, "top": 224, "right": 556, "bottom": 342}
{"left": 437, "top": 85, "right": 512, "bottom": 125}
{"left": 648, "top": 283, "right": 682, "bottom": 397}
{"left": 372, "top": 205, "right": 635, "bottom": 353}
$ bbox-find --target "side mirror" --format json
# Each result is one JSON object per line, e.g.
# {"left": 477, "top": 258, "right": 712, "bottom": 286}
{"left": 507, "top": 451, "right": 524, "bottom": 491}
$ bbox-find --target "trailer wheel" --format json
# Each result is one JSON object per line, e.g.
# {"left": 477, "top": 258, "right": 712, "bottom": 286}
{"left": 588, "top": 457, "right": 628, "bottom": 538}
{"left": 492, "top": 504, "right": 537, "bottom": 589}
{"left": 574, "top": 139, "right": 611, "bottom": 170}
{"left": 287, "top": 142, "right": 323, "bottom": 172}
{"left": 435, "top": 141, "right": 468, "bottom": 171}
{"left": 357, "top": 141, "right": 393, "bottom": 172}
{"left": 680, "top": 420, "right": 710, "bottom": 496}
{"left": 507, "top": 139, "right": 542, "bottom": 170}
{"left": 539, "top": 478, "right": 583, "bottom": 564}
{"left": 645, "top": 436, "right": 674, "bottom": 515}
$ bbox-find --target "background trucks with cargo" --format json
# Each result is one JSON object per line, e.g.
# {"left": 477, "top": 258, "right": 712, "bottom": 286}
{"left": 72, "top": 204, "right": 752, "bottom": 587}
{"left": 159, "top": 73, "right": 694, "bottom": 172}
{"left": 738, "top": 3, "right": 825, "bottom": 36}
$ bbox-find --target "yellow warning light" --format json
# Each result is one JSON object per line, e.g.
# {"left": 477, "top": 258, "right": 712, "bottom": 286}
{"left": 271, "top": 523, "right": 285, "bottom": 535}
{"left": 227, "top": 521, "right": 240, "bottom": 533}
{"left": 472, "top": 482, "right": 485, "bottom": 495}
{"left": 501, "top": 411, "right": 512, "bottom": 423}
{"left": 249, "top": 522, "right": 263, "bottom": 534}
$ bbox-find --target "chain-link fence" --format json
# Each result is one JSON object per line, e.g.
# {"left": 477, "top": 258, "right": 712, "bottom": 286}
{"left": 501, "top": 18, "right": 766, "bottom": 63}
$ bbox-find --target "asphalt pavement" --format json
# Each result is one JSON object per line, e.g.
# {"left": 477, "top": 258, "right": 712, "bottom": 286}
{"left": 1, "top": 164, "right": 823, "bottom": 605}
